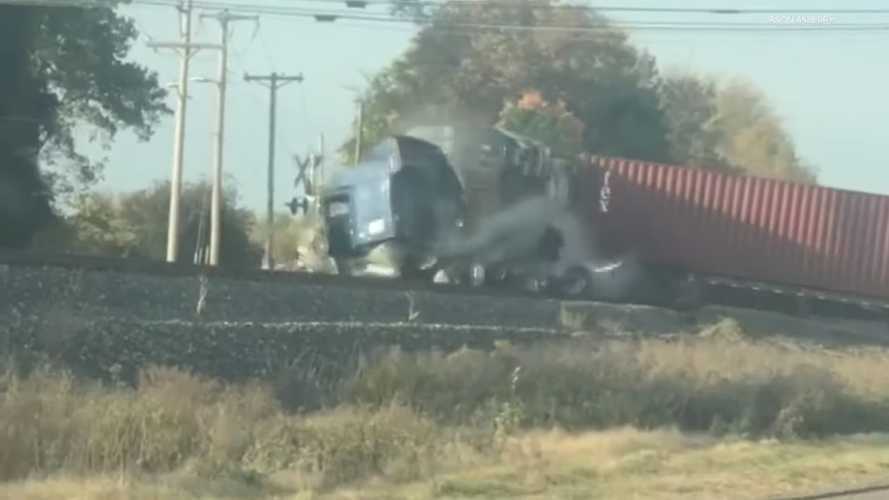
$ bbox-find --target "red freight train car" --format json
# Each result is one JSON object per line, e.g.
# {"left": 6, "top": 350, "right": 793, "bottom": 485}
{"left": 584, "top": 156, "right": 889, "bottom": 307}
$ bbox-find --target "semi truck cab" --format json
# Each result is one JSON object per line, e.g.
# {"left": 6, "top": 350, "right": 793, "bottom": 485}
{"left": 320, "top": 135, "right": 467, "bottom": 277}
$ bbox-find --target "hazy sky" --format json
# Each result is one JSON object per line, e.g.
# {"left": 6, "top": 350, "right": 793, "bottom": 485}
{"left": 75, "top": 0, "right": 889, "bottom": 213}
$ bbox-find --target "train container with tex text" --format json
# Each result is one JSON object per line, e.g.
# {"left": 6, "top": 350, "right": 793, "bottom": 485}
{"left": 583, "top": 156, "right": 889, "bottom": 311}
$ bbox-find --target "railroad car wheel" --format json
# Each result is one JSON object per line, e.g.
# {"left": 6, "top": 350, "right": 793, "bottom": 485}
{"left": 674, "top": 274, "right": 705, "bottom": 310}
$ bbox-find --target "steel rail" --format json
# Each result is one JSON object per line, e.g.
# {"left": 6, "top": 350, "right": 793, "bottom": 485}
{"left": 0, "top": 249, "right": 546, "bottom": 301}
{"left": 766, "top": 480, "right": 889, "bottom": 499}
{"left": 1, "top": 250, "right": 887, "bottom": 321}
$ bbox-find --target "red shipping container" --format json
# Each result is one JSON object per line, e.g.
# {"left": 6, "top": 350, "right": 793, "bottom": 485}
{"left": 585, "top": 157, "right": 889, "bottom": 303}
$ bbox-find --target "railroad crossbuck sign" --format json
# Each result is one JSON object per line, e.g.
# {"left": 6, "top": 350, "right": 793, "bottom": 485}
{"left": 287, "top": 153, "right": 323, "bottom": 215}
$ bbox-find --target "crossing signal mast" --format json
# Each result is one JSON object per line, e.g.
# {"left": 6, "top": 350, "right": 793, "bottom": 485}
{"left": 287, "top": 134, "right": 325, "bottom": 216}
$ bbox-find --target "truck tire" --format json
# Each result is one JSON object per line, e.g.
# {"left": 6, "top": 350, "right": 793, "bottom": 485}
{"left": 558, "top": 266, "right": 593, "bottom": 298}
{"left": 335, "top": 258, "right": 354, "bottom": 277}
{"left": 468, "top": 262, "right": 486, "bottom": 287}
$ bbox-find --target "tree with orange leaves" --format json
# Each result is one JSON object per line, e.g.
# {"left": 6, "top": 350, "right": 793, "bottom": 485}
{"left": 498, "top": 90, "right": 586, "bottom": 157}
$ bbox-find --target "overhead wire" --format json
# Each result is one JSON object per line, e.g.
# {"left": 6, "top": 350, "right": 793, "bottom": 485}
{"left": 141, "top": 0, "right": 889, "bottom": 32}
{"left": 4, "top": 0, "right": 889, "bottom": 34}
{"left": 9, "top": 0, "right": 888, "bottom": 16}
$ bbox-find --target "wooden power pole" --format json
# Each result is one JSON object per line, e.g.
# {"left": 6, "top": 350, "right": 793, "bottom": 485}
{"left": 199, "top": 9, "right": 258, "bottom": 267}
{"left": 147, "top": 0, "right": 221, "bottom": 263}
{"left": 244, "top": 71, "right": 304, "bottom": 270}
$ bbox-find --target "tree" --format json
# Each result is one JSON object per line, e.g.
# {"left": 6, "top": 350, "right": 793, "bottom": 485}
{"left": 54, "top": 181, "right": 262, "bottom": 269}
{"left": 65, "top": 191, "right": 139, "bottom": 256}
{"left": 249, "top": 211, "right": 332, "bottom": 272}
{"left": 712, "top": 78, "right": 817, "bottom": 183}
{"left": 339, "top": 0, "right": 671, "bottom": 165}
{"left": 658, "top": 72, "right": 729, "bottom": 170}
{"left": 658, "top": 72, "right": 817, "bottom": 183}
{"left": 0, "top": 4, "right": 168, "bottom": 249}
{"left": 497, "top": 90, "right": 586, "bottom": 157}
{"left": 118, "top": 180, "right": 262, "bottom": 269}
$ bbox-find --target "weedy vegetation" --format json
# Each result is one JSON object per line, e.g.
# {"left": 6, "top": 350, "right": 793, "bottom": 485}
{"left": 3, "top": 319, "right": 889, "bottom": 498}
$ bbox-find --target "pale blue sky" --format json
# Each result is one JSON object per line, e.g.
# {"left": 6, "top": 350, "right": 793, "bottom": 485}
{"left": 76, "top": 0, "right": 889, "bottom": 212}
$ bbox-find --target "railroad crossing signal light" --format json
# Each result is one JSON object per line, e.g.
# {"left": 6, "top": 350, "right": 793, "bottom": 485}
{"left": 286, "top": 197, "right": 309, "bottom": 215}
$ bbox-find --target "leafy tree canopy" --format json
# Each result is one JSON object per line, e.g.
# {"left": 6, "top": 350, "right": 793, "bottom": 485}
{"left": 35, "top": 181, "right": 262, "bottom": 269}
{"left": 497, "top": 90, "right": 586, "bottom": 157}
{"left": 658, "top": 72, "right": 817, "bottom": 183}
{"left": 712, "top": 77, "right": 817, "bottom": 183}
{"left": 340, "top": 0, "right": 671, "bottom": 165}
{"left": 343, "top": 0, "right": 816, "bottom": 186}
{"left": 0, "top": 4, "right": 169, "bottom": 248}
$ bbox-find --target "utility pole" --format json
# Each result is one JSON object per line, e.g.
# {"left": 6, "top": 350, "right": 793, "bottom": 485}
{"left": 147, "top": 0, "right": 220, "bottom": 263}
{"left": 244, "top": 71, "right": 304, "bottom": 270}
{"left": 354, "top": 99, "right": 363, "bottom": 166}
{"left": 314, "top": 133, "right": 325, "bottom": 214}
{"left": 200, "top": 9, "right": 258, "bottom": 267}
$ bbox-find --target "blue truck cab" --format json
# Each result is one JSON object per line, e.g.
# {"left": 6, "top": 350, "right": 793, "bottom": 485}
{"left": 321, "top": 135, "right": 466, "bottom": 276}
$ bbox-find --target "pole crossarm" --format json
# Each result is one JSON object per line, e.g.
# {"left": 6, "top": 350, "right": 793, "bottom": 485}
{"left": 147, "top": 41, "right": 223, "bottom": 51}
{"left": 244, "top": 73, "right": 304, "bottom": 84}
{"left": 199, "top": 9, "right": 260, "bottom": 23}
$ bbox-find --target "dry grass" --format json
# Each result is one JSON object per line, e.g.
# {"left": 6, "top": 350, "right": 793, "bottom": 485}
{"left": 346, "top": 319, "right": 889, "bottom": 438}
{"left": 326, "top": 428, "right": 889, "bottom": 500}
{"left": 4, "top": 319, "right": 889, "bottom": 498}
{"left": 5, "top": 429, "right": 889, "bottom": 499}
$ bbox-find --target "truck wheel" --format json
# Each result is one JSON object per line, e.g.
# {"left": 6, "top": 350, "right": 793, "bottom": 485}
{"left": 468, "top": 263, "right": 486, "bottom": 287}
{"left": 335, "top": 258, "right": 354, "bottom": 277}
{"left": 559, "top": 266, "right": 593, "bottom": 298}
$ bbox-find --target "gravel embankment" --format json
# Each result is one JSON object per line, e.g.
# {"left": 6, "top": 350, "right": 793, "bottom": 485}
{"left": 0, "top": 260, "right": 565, "bottom": 385}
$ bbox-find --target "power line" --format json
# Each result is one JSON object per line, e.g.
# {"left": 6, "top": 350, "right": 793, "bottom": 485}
{"left": 48, "top": 0, "right": 889, "bottom": 16}
{"left": 145, "top": 3, "right": 889, "bottom": 34}
{"left": 348, "top": 1, "right": 889, "bottom": 15}
{"left": 8, "top": 0, "right": 889, "bottom": 32}
{"left": 222, "top": 16, "right": 888, "bottom": 42}
{"left": 156, "top": 1, "right": 889, "bottom": 26}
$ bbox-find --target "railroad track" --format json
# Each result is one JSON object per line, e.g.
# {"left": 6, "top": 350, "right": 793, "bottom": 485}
{"left": 0, "top": 249, "right": 545, "bottom": 301}
{"left": 1, "top": 249, "right": 886, "bottom": 324}
{"left": 768, "top": 481, "right": 889, "bottom": 499}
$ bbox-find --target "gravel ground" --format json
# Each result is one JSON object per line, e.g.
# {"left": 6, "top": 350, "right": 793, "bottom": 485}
{"left": 0, "top": 262, "right": 559, "bottom": 327}
{"left": 0, "top": 261, "right": 566, "bottom": 390}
